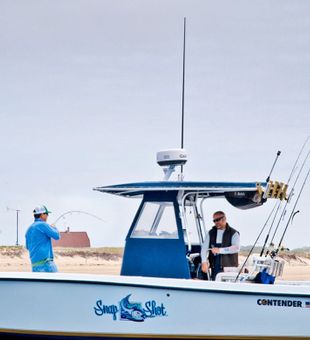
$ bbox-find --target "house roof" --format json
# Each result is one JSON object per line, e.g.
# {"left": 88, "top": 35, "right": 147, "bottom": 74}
{"left": 52, "top": 231, "right": 90, "bottom": 248}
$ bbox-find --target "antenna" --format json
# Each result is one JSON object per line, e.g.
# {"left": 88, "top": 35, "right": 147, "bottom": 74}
{"left": 155, "top": 19, "right": 188, "bottom": 181}
{"left": 157, "top": 149, "right": 187, "bottom": 180}
{"left": 180, "top": 17, "right": 186, "bottom": 178}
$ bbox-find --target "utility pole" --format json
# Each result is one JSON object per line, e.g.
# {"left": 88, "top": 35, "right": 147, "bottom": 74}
{"left": 16, "top": 209, "right": 20, "bottom": 246}
{"left": 7, "top": 207, "right": 21, "bottom": 246}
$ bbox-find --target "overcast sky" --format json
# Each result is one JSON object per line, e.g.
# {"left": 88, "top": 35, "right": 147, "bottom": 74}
{"left": 0, "top": 0, "right": 309, "bottom": 249}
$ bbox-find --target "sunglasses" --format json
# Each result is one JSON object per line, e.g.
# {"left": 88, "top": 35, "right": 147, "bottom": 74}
{"left": 213, "top": 216, "right": 225, "bottom": 223}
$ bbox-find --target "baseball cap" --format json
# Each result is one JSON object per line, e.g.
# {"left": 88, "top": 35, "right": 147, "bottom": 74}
{"left": 33, "top": 205, "right": 51, "bottom": 215}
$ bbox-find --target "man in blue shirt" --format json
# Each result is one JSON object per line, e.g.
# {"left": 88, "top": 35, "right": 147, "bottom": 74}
{"left": 25, "top": 205, "right": 60, "bottom": 272}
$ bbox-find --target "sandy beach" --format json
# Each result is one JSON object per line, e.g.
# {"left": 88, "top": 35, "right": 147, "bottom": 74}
{"left": 0, "top": 247, "right": 310, "bottom": 281}
{"left": 0, "top": 247, "right": 123, "bottom": 275}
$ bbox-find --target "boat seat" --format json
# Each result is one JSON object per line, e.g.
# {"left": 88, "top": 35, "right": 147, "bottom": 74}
{"left": 187, "top": 253, "right": 200, "bottom": 279}
{"left": 186, "top": 253, "right": 211, "bottom": 280}
{"left": 250, "top": 256, "right": 284, "bottom": 276}
{"left": 215, "top": 271, "right": 238, "bottom": 282}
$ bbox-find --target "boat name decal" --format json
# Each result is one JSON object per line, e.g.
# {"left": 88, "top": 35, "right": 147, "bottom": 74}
{"left": 257, "top": 299, "right": 310, "bottom": 308}
{"left": 94, "top": 294, "right": 167, "bottom": 321}
{"left": 94, "top": 300, "right": 119, "bottom": 320}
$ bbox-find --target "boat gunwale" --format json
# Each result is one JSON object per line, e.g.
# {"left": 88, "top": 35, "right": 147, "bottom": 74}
{"left": 0, "top": 273, "right": 309, "bottom": 298}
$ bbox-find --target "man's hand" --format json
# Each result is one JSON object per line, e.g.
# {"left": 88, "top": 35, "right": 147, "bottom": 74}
{"left": 201, "top": 261, "right": 209, "bottom": 273}
{"left": 211, "top": 247, "right": 220, "bottom": 254}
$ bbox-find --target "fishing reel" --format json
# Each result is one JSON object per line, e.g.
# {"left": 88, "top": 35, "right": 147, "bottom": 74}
{"left": 264, "top": 180, "right": 288, "bottom": 200}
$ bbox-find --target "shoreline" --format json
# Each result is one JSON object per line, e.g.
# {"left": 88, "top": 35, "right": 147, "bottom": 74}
{"left": 0, "top": 247, "right": 309, "bottom": 280}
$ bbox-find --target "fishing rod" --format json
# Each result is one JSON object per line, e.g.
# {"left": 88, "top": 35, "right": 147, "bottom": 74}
{"left": 180, "top": 17, "right": 186, "bottom": 179}
{"left": 260, "top": 136, "right": 309, "bottom": 257}
{"left": 52, "top": 210, "right": 105, "bottom": 225}
{"left": 291, "top": 210, "right": 300, "bottom": 224}
{"left": 236, "top": 162, "right": 309, "bottom": 280}
{"left": 287, "top": 135, "right": 309, "bottom": 184}
{"left": 262, "top": 136, "right": 309, "bottom": 253}
{"left": 234, "top": 202, "right": 278, "bottom": 282}
{"left": 266, "top": 150, "right": 281, "bottom": 183}
{"left": 271, "top": 167, "right": 310, "bottom": 258}
{"left": 259, "top": 201, "right": 282, "bottom": 256}
{"left": 268, "top": 148, "right": 310, "bottom": 250}
{"left": 256, "top": 150, "right": 285, "bottom": 256}
{"left": 232, "top": 149, "right": 279, "bottom": 258}
{"left": 262, "top": 136, "right": 310, "bottom": 254}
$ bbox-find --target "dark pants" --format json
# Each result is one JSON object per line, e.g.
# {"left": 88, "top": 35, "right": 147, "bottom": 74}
{"left": 211, "top": 256, "right": 223, "bottom": 280}
{"left": 211, "top": 242, "right": 223, "bottom": 280}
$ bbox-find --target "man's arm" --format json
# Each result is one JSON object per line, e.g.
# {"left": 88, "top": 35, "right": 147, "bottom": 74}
{"left": 25, "top": 234, "right": 29, "bottom": 250}
{"left": 200, "top": 233, "right": 210, "bottom": 273}
{"left": 218, "top": 232, "right": 240, "bottom": 254}
{"left": 40, "top": 223, "right": 60, "bottom": 240}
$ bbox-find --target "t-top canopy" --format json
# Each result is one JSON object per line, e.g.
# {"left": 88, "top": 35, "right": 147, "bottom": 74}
{"left": 94, "top": 181, "right": 267, "bottom": 198}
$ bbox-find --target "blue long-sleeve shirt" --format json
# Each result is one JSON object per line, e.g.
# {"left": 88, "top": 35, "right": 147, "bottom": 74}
{"left": 25, "top": 218, "right": 60, "bottom": 264}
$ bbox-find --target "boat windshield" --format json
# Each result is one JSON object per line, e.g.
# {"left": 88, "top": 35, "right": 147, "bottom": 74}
{"left": 130, "top": 201, "right": 178, "bottom": 239}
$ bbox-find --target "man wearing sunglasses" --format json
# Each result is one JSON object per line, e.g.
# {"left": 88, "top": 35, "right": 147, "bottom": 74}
{"left": 25, "top": 205, "right": 60, "bottom": 272}
{"left": 200, "top": 211, "right": 240, "bottom": 280}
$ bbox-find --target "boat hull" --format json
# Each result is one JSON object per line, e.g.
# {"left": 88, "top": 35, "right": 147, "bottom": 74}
{"left": 1, "top": 331, "right": 309, "bottom": 340}
{"left": 0, "top": 273, "right": 310, "bottom": 339}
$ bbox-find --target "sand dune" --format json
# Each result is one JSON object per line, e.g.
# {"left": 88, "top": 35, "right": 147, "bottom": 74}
{"left": 0, "top": 247, "right": 309, "bottom": 280}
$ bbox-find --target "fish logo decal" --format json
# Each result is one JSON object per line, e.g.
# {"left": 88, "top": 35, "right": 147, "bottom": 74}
{"left": 94, "top": 294, "right": 167, "bottom": 322}
{"left": 120, "top": 294, "right": 147, "bottom": 322}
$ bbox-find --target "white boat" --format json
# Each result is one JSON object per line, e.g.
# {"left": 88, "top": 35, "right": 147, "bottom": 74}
{"left": 0, "top": 272, "right": 310, "bottom": 339}
{"left": 0, "top": 149, "right": 309, "bottom": 339}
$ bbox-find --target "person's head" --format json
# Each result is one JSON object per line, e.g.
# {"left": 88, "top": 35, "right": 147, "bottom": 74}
{"left": 213, "top": 211, "right": 227, "bottom": 229}
{"left": 33, "top": 205, "right": 51, "bottom": 221}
